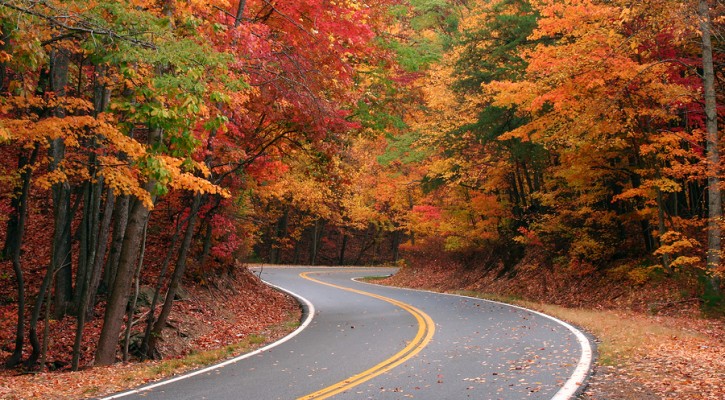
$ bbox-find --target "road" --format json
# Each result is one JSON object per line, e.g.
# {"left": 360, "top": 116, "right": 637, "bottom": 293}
{"left": 103, "top": 266, "right": 592, "bottom": 399}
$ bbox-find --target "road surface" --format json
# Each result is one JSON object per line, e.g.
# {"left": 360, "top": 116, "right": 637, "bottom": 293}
{"left": 103, "top": 266, "right": 591, "bottom": 399}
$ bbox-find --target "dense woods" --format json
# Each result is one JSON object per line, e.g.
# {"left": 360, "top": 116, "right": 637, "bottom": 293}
{"left": 1, "top": 0, "right": 723, "bottom": 373}
{"left": 394, "top": 0, "right": 725, "bottom": 309}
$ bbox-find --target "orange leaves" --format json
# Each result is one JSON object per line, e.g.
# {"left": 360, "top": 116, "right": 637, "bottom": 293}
{"left": 156, "top": 155, "right": 230, "bottom": 199}
{"left": 533, "top": 0, "right": 615, "bottom": 40}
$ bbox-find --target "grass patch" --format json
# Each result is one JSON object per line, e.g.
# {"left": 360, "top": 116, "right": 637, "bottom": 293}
{"left": 247, "top": 334, "right": 266, "bottom": 344}
{"left": 281, "top": 318, "right": 301, "bottom": 330}
{"left": 359, "top": 275, "right": 393, "bottom": 282}
{"left": 82, "top": 386, "right": 100, "bottom": 395}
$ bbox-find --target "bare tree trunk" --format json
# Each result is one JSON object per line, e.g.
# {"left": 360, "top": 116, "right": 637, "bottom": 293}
{"left": 74, "top": 179, "right": 102, "bottom": 314}
{"left": 103, "top": 195, "right": 129, "bottom": 293}
{"left": 198, "top": 222, "right": 213, "bottom": 267}
{"left": 656, "top": 188, "right": 672, "bottom": 274}
{"left": 339, "top": 232, "right": 348, "bottom": 265}
{"left": 270, "top": 208, "right": 289, "bottom": 264}
{"left": 123, "top": 220, "right": 148, "bottom": 362}
{"left": 27, "top": 255, "right": 53, "bottom": 368}
{"left": 71, "top": 186, "right": 114, "bottom": 370}
{"left": 391, "top": 230, "right": 402, "bottom": 263}
{"left": 699, "top": 0, "right": 722, "bottom": 299}
{"left": 355, "top": 225, "right": 376, "bottom": 265}
{"left": 146, "top": 194, "right": 202, "bottom": 357}
{"left": 50, "top": 166, "right": 72, "bottom": 320}
{"left": 38, "top": 280, "right": 53, "bottom": 372}
{"left": 94, "top": 185, "right": 155, "bottom": 366}
{"left": 309, "top": 219, "right": 325, "bottom": 265}
{"left": 2, "top": 146, "right": 38, "bottom": 367}
{"left": 85, "top": 187, "right": 115, "bottom": 317}
{"left": 48, "top": 48, "right": 73, "bottom": 320}
{"left": 140, "top": 212, "right": 185, "bottom": 359}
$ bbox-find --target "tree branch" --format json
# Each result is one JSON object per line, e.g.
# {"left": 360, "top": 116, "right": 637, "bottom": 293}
{"left": 0, "top": 0, "right": 156, "bottom": 49}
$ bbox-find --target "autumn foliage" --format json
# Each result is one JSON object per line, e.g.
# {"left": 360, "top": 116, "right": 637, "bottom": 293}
{"left": 0, "top": 0, "right": 724, "bottom": 379}
{"left": 0, "top": 0, "right": 405, "bottom": 371}
{"left": 391, "top": 0, "right": 725, "bottom": 310}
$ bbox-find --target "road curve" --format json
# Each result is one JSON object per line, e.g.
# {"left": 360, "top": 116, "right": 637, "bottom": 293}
{"left": 102, "top": 266, "right": 592, "bottom": 400}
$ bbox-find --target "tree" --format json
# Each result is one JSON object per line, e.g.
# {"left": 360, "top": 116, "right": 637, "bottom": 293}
{"left": 698, "top": 0, "right": 722, "bottom": 302}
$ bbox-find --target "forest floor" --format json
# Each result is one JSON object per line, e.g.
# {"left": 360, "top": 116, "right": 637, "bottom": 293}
{"left": 0, "top": 268, "right": 301, "bottom": 400}
{"left": 377, "top": 258, "right": 725, "bottom": 400}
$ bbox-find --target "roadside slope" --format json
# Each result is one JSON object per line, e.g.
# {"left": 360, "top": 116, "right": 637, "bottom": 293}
{"left": 0, "top": 268, "right": 300, "bottom": 400}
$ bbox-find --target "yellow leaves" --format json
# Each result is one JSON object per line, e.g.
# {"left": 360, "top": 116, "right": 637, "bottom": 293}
{"left": 484, "top": 80, "right": 537, "bottom": 110}
{"left": 613, "top": 187, "right": 650, "bottom": 203}
{"left": 614, "top": 178, "right": 682, "bottom": 206}
{"left": 0, "top": 125, "right": 10, "bottom": 142}
{"left": 98, "top": 121, "right": 146, "bottom": 158}
{"left": 656, "top": 231, "right": 699, "bottom": 254}
{"left": 154, "top": 155, "right": 230, "bottom": 198}
{"left": 98, "top": 152, "right": 229, "bottom": 211}
{"left": 35, "top": 169, "right": 68, "bottom": 191}
{"left": 426, "top": 158, "right": 457, "bottom": 181}
{"left": 2, "top": 95, "right": 94, "bottom": 116}
{"left": 99, "top": 157, "right": 155, "bottom": 209}
{"left": 607, "top": 263, "right": 658, "bottom": 285}
{"left": 653, "top": 231, "right": 702, "bottom": 270}
{"left": 651, "top": 178, "right": 682, "bottom": 193}
{"left": 169, "top": 171, "right": 230, "bottom": 198}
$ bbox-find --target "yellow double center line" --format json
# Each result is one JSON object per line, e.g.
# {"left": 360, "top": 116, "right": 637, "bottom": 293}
{"left": 297, "top": 271, "right": 435, "bottom": 400}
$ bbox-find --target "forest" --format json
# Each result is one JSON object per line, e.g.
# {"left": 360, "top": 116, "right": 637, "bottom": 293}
{"left": 0, "top": 0, "right": 723, "bottom": 386}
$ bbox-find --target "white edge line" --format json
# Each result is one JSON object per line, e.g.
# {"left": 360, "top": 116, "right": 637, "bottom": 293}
{"left": 99, "top": 281, "right": 315, "bottom": 400}
{"left": 354, "top": 275, "right": 593, "bottom": 400}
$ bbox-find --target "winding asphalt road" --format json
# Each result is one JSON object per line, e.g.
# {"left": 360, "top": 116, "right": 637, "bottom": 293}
{"left": 103, "top": 266, "right": 592, "bottom": 400}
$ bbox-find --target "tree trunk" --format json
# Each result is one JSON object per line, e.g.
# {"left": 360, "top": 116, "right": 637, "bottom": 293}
{"left": 355, "top": 225, "right": 376, "bottom": 265}
{"left": 699, "top": 0, "right": 722, "bottom": 299}
{"left": 146, "top": 194, "right": 202, "bottom": 357}
{"left": 48, "top": 48, "right": 73, "bottom": 319}
{"left": 74, "top": 179, "right": 102, "bottom": 315}
{"left": 391, "top": 230, "right": 401, "bottom": 263}
{"left": 38, "top": 278, "right": 53, "bottom": 372}
{"left": 27, "top": 255, "right": 53, "bottom": 369}
{"left": 2, "top": 146, "right": 38, "bottom": 367}
{"left": 50, "top": 162, "right": 72, "bottom": 319}
{"left": 94, "top": 185, "right": 155, "bottom": 366}
{"left": 655, "top": 188, "right": 671, "bottom": 274}
{"left": 70, "top": 65, "right": 112, "bottom": 368}
{"left": 85, "top": 187, "right": 115, "bottom": 317}
{"left": 103, "top": 195, "right": 130, "bottom": 293}
{"left": 124, "top": 220, "right": 148, "bottom": 362}
{"left": 140, "top": 211, "right": 186, "bottom": 359}
{"left": 514, "top": 162, "right": 528, "bottom": 208}
{"left": 270, "top": 208, "right": 289, "bottom": 264}
{"left": 195, "top": 218, "right": 211, "bottom": 264}
{"left": 339, "top": 232, "right": 348, "bottom": 265}
{"left": 309, "top": 224, "right": 316, "bottom": 265}
{"left": 71, "top": 186, "right": 114, "bottom": 370}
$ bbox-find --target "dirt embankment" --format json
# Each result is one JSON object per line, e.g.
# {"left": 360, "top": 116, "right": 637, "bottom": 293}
{"left": 0, "top": 267, "right": 301, "bottom": 400}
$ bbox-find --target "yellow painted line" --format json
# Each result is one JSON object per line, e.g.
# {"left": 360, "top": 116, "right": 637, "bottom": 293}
{"left": 297, "top": 271, "right": 435, "bottom": 400}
